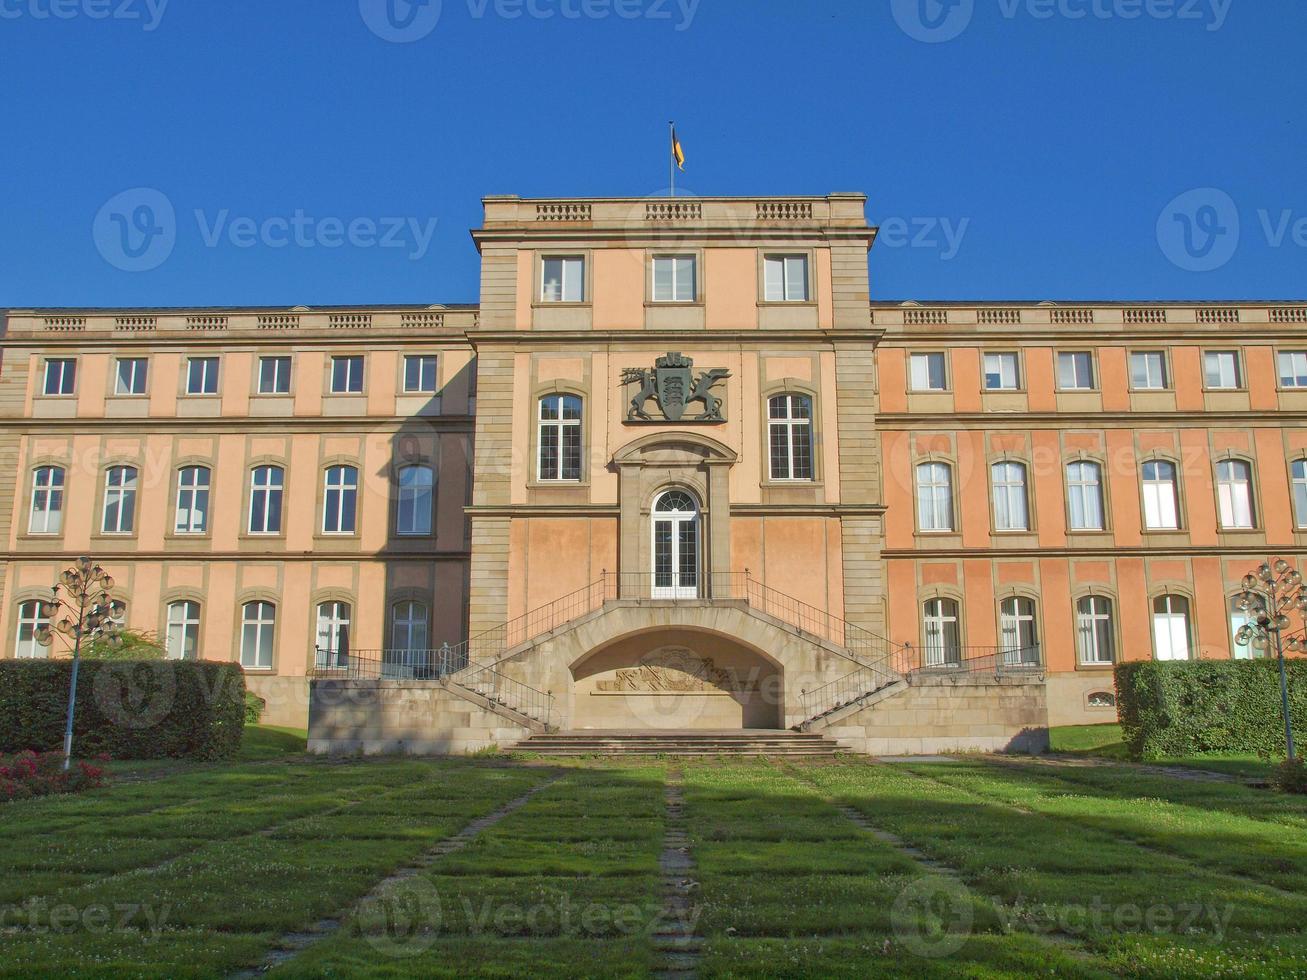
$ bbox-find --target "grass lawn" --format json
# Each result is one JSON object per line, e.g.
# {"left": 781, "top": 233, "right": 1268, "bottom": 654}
{"left": 2, "top": 751, "right": 1306, "bottom": 977}
{"left": 1049, "top": 723, "right": 1280, "bottom": 780}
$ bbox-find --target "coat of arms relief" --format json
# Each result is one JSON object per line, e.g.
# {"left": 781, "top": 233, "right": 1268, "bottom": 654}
{"left": 594, "top": 647, "right": 753, "bottom": 694}
{"left": 621, "top": 352, "right": 730, "bottom": 423}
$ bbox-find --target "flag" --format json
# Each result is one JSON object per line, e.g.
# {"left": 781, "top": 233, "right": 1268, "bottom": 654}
{"left": 671, "top": 126, "right": 686, "bottom": 171}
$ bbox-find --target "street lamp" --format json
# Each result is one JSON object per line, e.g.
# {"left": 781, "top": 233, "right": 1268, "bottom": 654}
{"left": 1236, "top": 557, "right": 1304, "bottom": 762}
{"left": 35, "top": 557, "right": 126, "bottom": 771}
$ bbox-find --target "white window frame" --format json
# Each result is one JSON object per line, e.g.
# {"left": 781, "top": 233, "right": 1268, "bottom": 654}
{"left": 1141, "top": 460, "right": 1180, "bottom": 531}
{"left": 240, "top": 601, "right": 276, "bottom": 669}
{"left": 652, "top": 254, "right": 697, "bottom": 303}
{"left": 1152, "top": 594, "right": 1192, "bottom": 661}
{"left": 1293, "top": 459, "right": 1307, "bottom": 530}
{"left": 1129, "top": 351, "right": 1168, "bottom": 391}
{"left": 541, "top": 255, "right": 586, "bottom": 303}
{"left": 991, "top": 462, "right": 1030, "bottom": 532}
{"left": 43, "top": 358, "right": 77, "bottom": 396}
{"left": 403, "top": 355, "right": 438, "bottom": 394}
{"left": 763, "top": 254, "right": 810, "bottom": 303}
{"left": 115, "top": 357, "right": 149, "bottom": 396}
{"left": 174, "top": 466, "right": 211, "bottom": 535}
{"left": 391, "top": 600, "right": 430, "bottom": 653}
{"left": 983, "top": 352, "right": 1020, "bottom": 391}
{"left": 330, "top": 355, "right": 365, "bottom": 395}
{"left": 1057, "top": 351, "right": 1096, "bottom": 391}
{"left": 15, "top": 600, "right": 49, "bottom": 659}
{"left": 999, "top": 596, "right": 1039, "bottom": 664}
{"left": 767, "top": 394, "right": 814, "bottom": 482}
{"left": 1278, "top": 351, "right": 1307, "bottom": 389}
{"left": 165, "top": 600, "right": 201, "bottom": 661}
{"left": 922, "top": 598, "right": 961, "bottom": 667}
{"left": 1203, "top": 350, "right": 1242, "bottom": 390}
{"left": 315, "top": 601, "right": 352, "bottom": 668}
{"left": 1076, "top": 595, "right": 1116, "bottom": 666}
{"left": 258, "top": 356, "right": 292, "bottom": 395}
{"left": 1229, "top": 596, "right": 1262, "bottom": 660}
{"left": 101, "top": 465, "right": 138, "bottom": 534}
{"left": 1215, "top": 459, "right": 1255, "bottom": 530}
{"left": 248, "top": 465, "right": 285, "bottom": 535}
{"left": 29, "top": 466, "right": 65, "bottom": 535}
{"left": 323, "top": 465, "right": 359, "bottom": 534}
{"left": 909, "top": 353, "right": 949, "bottom": 392}
{"left": 1066, "top": 461, "right": 1105, "bottom": 531}
{"left": 396, "top": 464, "right": 434, "bottom": 536}
{"left": 537, "top": 394, "right": 583, "bottom": 482}
{"left": 186, "top": 357, "right": 220, "bottom": 395}
{"left": 916, "top": 462, "right": 955, "bottom": 532}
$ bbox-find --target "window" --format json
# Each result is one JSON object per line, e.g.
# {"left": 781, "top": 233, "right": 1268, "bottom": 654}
{"left": 174, "top": 466, "right": 211, "bottom": 534}
{"left": 1293, "top": 460, "right": 1307, "bottom": 530}
{"left": 258, "top": 356, "right": 292, "bottom": 395}
{"left": 1066, "top": 461, "right": 1105, "bottom": 531}
{"left": 28, "top": 466, "right": 64, "bottom": 535}
{"left": 1279, "top": 351, "right": 1307, "bottom": 389}
{"left": 1141, "top": 460, "right": 1180, "bottom": 531}
{"left": 396, "top": 465, "right": 434, "bottom": 536}
{"left": 984, "top": 352, "right": 1020, "bottom": 391}
{"left": 768, "top": 394, "right": 814, "bottom": 481}
{"left": 1215, "top": 459, "right": 1255, "bottom": 529}
{"left": 391, "top": 600, "right": 429, "bottom": 653}
{"left": 330, "top": 356, "right": 364, "bottom": 394}
{"left": 15, "top": 600, "right": 49, "bottom": 659}
{"left": 999, "top": 596, "right": 1039, "bottom": 664}
{"left": 1130, "top": 351, "right": 1168, "bottom": 390}
{"left": 1229, "top": 595, "right": 1263, "bottom": 660}
{"left": 1204, "top": 350, "right": 1241, "bottom": 389}
{"left": 909, "top": 353, "right": 948, "bottom": 392}
{"left": 991, "top": 462, "right": 1030, "bottom": 532}
{"left": 248, "top": 465, "right": 284, "bottom": 534}
{"left": 1076, "top": 596, "right": 1115, "bottom": 665}
{"left": 44, "top": 359, "right": 76, "bottom": 396}
{"left": 116, "top": 358, "right": 148, "bottom": 395}
{"left": 315, "top": 601, "right": 352, "bottom": 669}
{"left": 1057, "top": 351, "right": 1095, "bottom": 390}
{"left": 186, "top": 357, "right": 219, "bottom": 395}
{"left": 323, "top": 465, "right": 359, "bottom": 534}
{"left": 652, "top": 255, "right": 696, "bottom": 302}
{"left": 541, "top": 256, "right": 585, "bottom": 303}
{"left": 763, "top": 254, "right": 809, "bottom": 302}
{"left": 102, "top": 466, "right": 138, "bottom": 534}
{"left": 240, "top": 601, "right": 276, "bottom": 669}
{"left": 916, "top": 462, "right": 954, "bottom": 532}
{"left": 537, "top": 394, "right": 582, "bottom": 482}
{"left": 922, "top": 598, "right": 961, "bottom": 667}
{"left": 165, "top": 601, "right": 201, "bottom": 661}
{"left": 403, "top": 355, "right": 438, "bottom": 394}
{"left": 1152, "top": 594, "right": 1192, "bottom": 661}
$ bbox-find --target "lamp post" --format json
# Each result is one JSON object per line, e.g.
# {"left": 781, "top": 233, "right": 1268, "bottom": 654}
{"left": 34, "top": 557, "right": 126, "bottom": 771}
{"left": 1235, "top": 558, "right": 1304, "bottom": 762}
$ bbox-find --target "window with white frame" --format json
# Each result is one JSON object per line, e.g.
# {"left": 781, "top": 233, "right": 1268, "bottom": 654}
{"left": 315, "top": 601, "right": 351, "bottom": 668}
{"left": 1279, "top": 351, "right": 1307, "bottom": 389}
{"left": 258, "top": 356, "right": 292, "bottom": 394}
{"left": 541, "top": 256, "right": 585, "bottom": 303}
{"left": 916, "top": 462, "right": 954, "bottom": 532}
{"left": 763, "top": 254, "right": 809, "bottom": 302}
{"left": 29, "top": 466, "right": 64, "bottom": 535}
{"left": 116, "top": 358, "right": 148, "bottom": 395}
{"left": 330, "top": 355, "right": 365, "bottom": 394}
{"left": 186, "top": 357, "right": 219, "bottom": 395}
{"left": 922, "top": 598, "right": 961, "bottom": 667}
{"left": 102, "top": 466, "right": 138, "bottom": 534}
{"left": 322, "top": 465, "right": 359, "bottom": 534}
{"left": 909, "top": 353, "right": 948, "bottom": 392}
{"left": 165, "top": 600, "right": 201, "bottom": 661}
{"left": 983, "top": 352, "right": 1020, "bottom": 391}
{"left": 537, "top": 394, "right": 582, "bottom": 482}
{"left": 1130, "top": 351, "right": 1168, "bottom": 390}
{"left": 768, "top": 394, "right": 814, "bottom": 481}
{"left": 1057, "top": 351, "right": 1095, "bottom": 390}
{"left": 403, "top": 355, "right": 438, "bottom": 394}
{"left": 391, "top": 600, "right": 429, "bottom": 653}
{"left": 991, "top": 462, "right": 1030, "bottom": 532}
{"left": 1293, "top": 459, "right": 1307, "bottom": 530}
{"left": 1229, "top": 595, "right": 1263, "bottom": 660}
{"left": 240, "top": 601, "right": 276, "bottom": 669}
{"left": 248, "top": 465, "right": 284, "bottom": 534}
{"left": 15, "top": 600, "right": 49, "bottom": 659}
{"left": 1215, "top": 459, "right": 1255, "bottom": 529}
{"left": 396, "top": 464, "right": 434, "bottom": 536}
{"left": 999, "top": 596, "right": 1039, "bottom": 664}
{"left": 1152, "top": 594, "right": 1192, "bottom": 661}
{"left": 44, "top": 359, "right": 76, "bottom": 396}
{"left": 652, "top": 255, "right": 696, "bottom": 302}
{"left": 1204, "top": 350, "right": 1241, "bottom": 389}
{"left": 174, "top": 466, "right": 210, "bottom": 534}
{"left": 1076, "top": 595, "right": 1116, "bottom": 665}
{"left": 1066, "top": 461, "right": 1105, "bottom": 531}
{"left": 1141, "top": 460, "right": 1180, "bottom": 530}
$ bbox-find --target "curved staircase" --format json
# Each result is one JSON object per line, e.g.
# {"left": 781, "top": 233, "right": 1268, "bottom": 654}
{"left": 512, "top": 729, "right": 847, "bottom": 757}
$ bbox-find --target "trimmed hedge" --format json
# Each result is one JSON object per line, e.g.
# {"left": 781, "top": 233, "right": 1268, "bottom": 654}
{"left": 0, "top": 660, "right": 246, "bottom": 761}
{"left": 1115, "top": 659, "right": 1307, "bottom": 760}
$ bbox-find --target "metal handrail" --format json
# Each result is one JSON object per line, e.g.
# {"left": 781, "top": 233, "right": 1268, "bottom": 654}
{"left": 449, "top": 662, "right": 554, "bottom": 727}
{"left": 909, "top": 644, "right": 1045, "bottom": 675}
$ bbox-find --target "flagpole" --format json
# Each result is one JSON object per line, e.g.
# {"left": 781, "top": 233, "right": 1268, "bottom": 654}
{"left": 669, "top": 120, "right": 675, "bottom": 198}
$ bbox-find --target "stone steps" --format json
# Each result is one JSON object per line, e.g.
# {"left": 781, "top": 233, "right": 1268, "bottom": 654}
{"left": 513, "top": 730, "right": 847, "bottom": 757}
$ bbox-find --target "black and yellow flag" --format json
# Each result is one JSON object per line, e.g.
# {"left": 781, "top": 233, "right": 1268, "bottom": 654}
{"left": 671, "top": 126, "right": 686, "bottom": 171}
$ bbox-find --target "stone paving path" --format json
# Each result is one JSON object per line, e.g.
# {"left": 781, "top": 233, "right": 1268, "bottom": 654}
{"left": 652, "top": 769, "right": 702, "bottom": 979}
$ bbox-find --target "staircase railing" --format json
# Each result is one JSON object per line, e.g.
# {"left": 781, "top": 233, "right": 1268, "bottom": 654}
{"left": 798, "top": 667, "right": 895, "bottom": 722}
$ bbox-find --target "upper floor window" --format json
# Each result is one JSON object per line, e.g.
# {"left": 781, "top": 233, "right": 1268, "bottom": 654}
{"left": 768, "top": 394, "right": 814, "bottom": 481}
{"left": 1203, "top": 350, "right": 1242, "bottom": 390}
{"left": 165, "top": 600, "right": 201, "bottom": 661}
{"left": 396, "top": 465, "right": 434, "bottom": 536}
{"left": 186, "top": 357, "right": 219, "bottom": 395}
{"left": 392, "top": 600, "right": 429, "bottom": 653}
{"left": 1279, "top": 351, "right": 1307, "bottom": 389}
{"left": 315, "top": 601, "right": 352, "bottom": 669}
{"left": 175, "top": 466, "right": 211, "bottom": 535}
{"left": 323, "top": 465, "right": 359, "bottom": 534}
{"left": 1152, "top": 594, "right": 1192, "bottom": 661}
{"left": 116, "top": 358, "right": 148, "bottom": 395}
{"left": 652, "top": 255, "right": 697, "bottom": 302}
{"left": 102, "top": 465, "right": 138, "bottom": 534}
{"left": 403, "top": 355, "right": 438, "bottom": 394}
{"left": 1293, "top": 459, "right": 1307, "bottom": 530}
{"left": 240, "top": 601, "right": 276, "bottom": 669}
{"left": 909, "top": 353, "right": 948, "bottom": 392}
{"left": 330, "top": 355, "right": 364, "bottom": 394}
{"left": 1215, "top": 459, "right": 1255, "bottom": 530}
{"left": 538, "top": 394, "right": 582, "bottom": 482}
{"left": 249, "top": 465, "right": 285, "bottom": 535}
{"left": 43, "top": 359, "right": 76, "bottom": 396}
{"left": 1076, "top": 595, "right": 1115, "bottom": 666}
{"left": 1141, "top": 460, "right": 1180, "bottom": 531}
{"left": 1130, "top": 351, "right": 1168, "bottom": 390}
{"left": 15, "top": 600, "right": 49, "bottom": 659}
{"left": 922, "top": 597, "right": 961, "bottom": 667}
{"left": 1066, "top": 461, "right": 1105, "bottom": 531}
{"left": 991, "top": 462, "right": 1029, "bottom": 532}
{"left": 1057, "top": 351, "right": 1095, "bottom": 391}
{"left": 916, "top": 462, "right": 954, "bottom": 532}
{"left": 29, "top": 466, "right": 64, "bottom": 535}
{"left": 541, "top": 256, "right": 585, "bottom": 303}
{"left": 258, "top": 356, "right": 292, "bottom": 395}
{"left": 983, "top": 352, "right": 1020, "bottom": 391}
{"left": 763, "top": 254, "right": 809, "bottom": 302}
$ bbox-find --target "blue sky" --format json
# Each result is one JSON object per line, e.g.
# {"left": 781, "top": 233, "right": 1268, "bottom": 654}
{"left": 0, "top": 0, "right": 1302, "bottom": 307}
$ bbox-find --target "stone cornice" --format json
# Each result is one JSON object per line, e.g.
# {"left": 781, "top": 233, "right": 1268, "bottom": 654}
{"left": 0, "top": 416, "right": 476, "bottom": 432}
{"left": 465, "top": 503, "right": 886, "bottom": 518}
{"left": 0, "top": 550, "right": 472, "bottom": 562}
{"left": 877, "top": 412, "right": 1307, "bottom": 427}
{"left": 884, "top": 545, "right": 1307, "bottom": 560}
{"left": 467, "top": 329, "right": 882, "bottom": 347}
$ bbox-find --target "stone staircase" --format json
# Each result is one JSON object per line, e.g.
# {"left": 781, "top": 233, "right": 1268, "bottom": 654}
{"left": 511, "top": 729, "right": 847, "bottom": 757}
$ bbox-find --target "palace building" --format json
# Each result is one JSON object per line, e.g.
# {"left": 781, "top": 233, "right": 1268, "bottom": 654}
{"left": 2, "top": 194, "right": 1305, "bottom": 754}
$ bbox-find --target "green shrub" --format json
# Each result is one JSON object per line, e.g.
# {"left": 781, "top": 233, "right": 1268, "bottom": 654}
{"left": 1115, "top": 659, "right": 1307, "bottom": 761}
{"left": 244, "top": 691, "right": 267, "bottom": 725}
{"left": 0, "top": 660, "right": 246, "bottom": 761}
{"left": 82, "top": 629, "right": 166, "bottom": 661}
{"left": 1274, "top": 757, "right": 1307, "bottom": 794}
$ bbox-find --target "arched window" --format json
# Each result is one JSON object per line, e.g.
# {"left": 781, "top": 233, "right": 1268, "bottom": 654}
{"left": 316, "top": 601, "right": 352, "bottom": 668}
{"left": 1228, "top": 595, "right": 1264, "bottom": 660}
{"left": 768, "top": 394, "right": 814, "bottom": 481}
{"left": 102, "top": 466, "right": 138, "bottom": 534}
{"left": 1076, "top": 596, "right": 1115, "bottom": 666}
{"left": 1152, "top": 594, "right": 1192, "bottom": 661}
{"left": 165, "top": 600, "right": 201, "bottom": 661}
{"left": 1066, "top": 461, "right": 1104, "bottom": 531}
{"left": 240, "top": 601, "right": 276, "bottom": 669}
{"left": 175, "top": 466, "right": 211, "bottom": 535}
{"left": 15, "top": 600, "right": 49, "bottom": 659}
{"left": 1215, "top": 459, "right": 1255, "bottom": 530}
{"left": 29, "top": 466, "right": 65, "bottom": 535}
{"left": 922, "top": 597, "right": 961, "bottom": 667}
{"left": 249, "top": 466, "right": 284, "bottom": 534}
{"left": 323, "top": 465, "right": 359, "bottom": 534}
{"left": 999, "top": 596, "right": 1039, "bottom": 664}
{"left": 1293, "top": 460, "right": 1307, "bottom": 530}
{"left": 916, "top": 463, "right": 954, "bottom": 532}
{"left": 396, "top": 465, "right": 434, "bottom": 536}
{"left": 652, "top": 489, "right": 700, "bottom": 599}
{"left": 1142, "top": 460, "right": 1180, "bottom": 530}
{"left": 391, "top": 601, "right": 429, "bottom": 653}
{"left": 991, "top": 462, "right": 1029, "bottom": 532}
{"left": 538, "top": 394, "right": 582, "bottom": 482}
